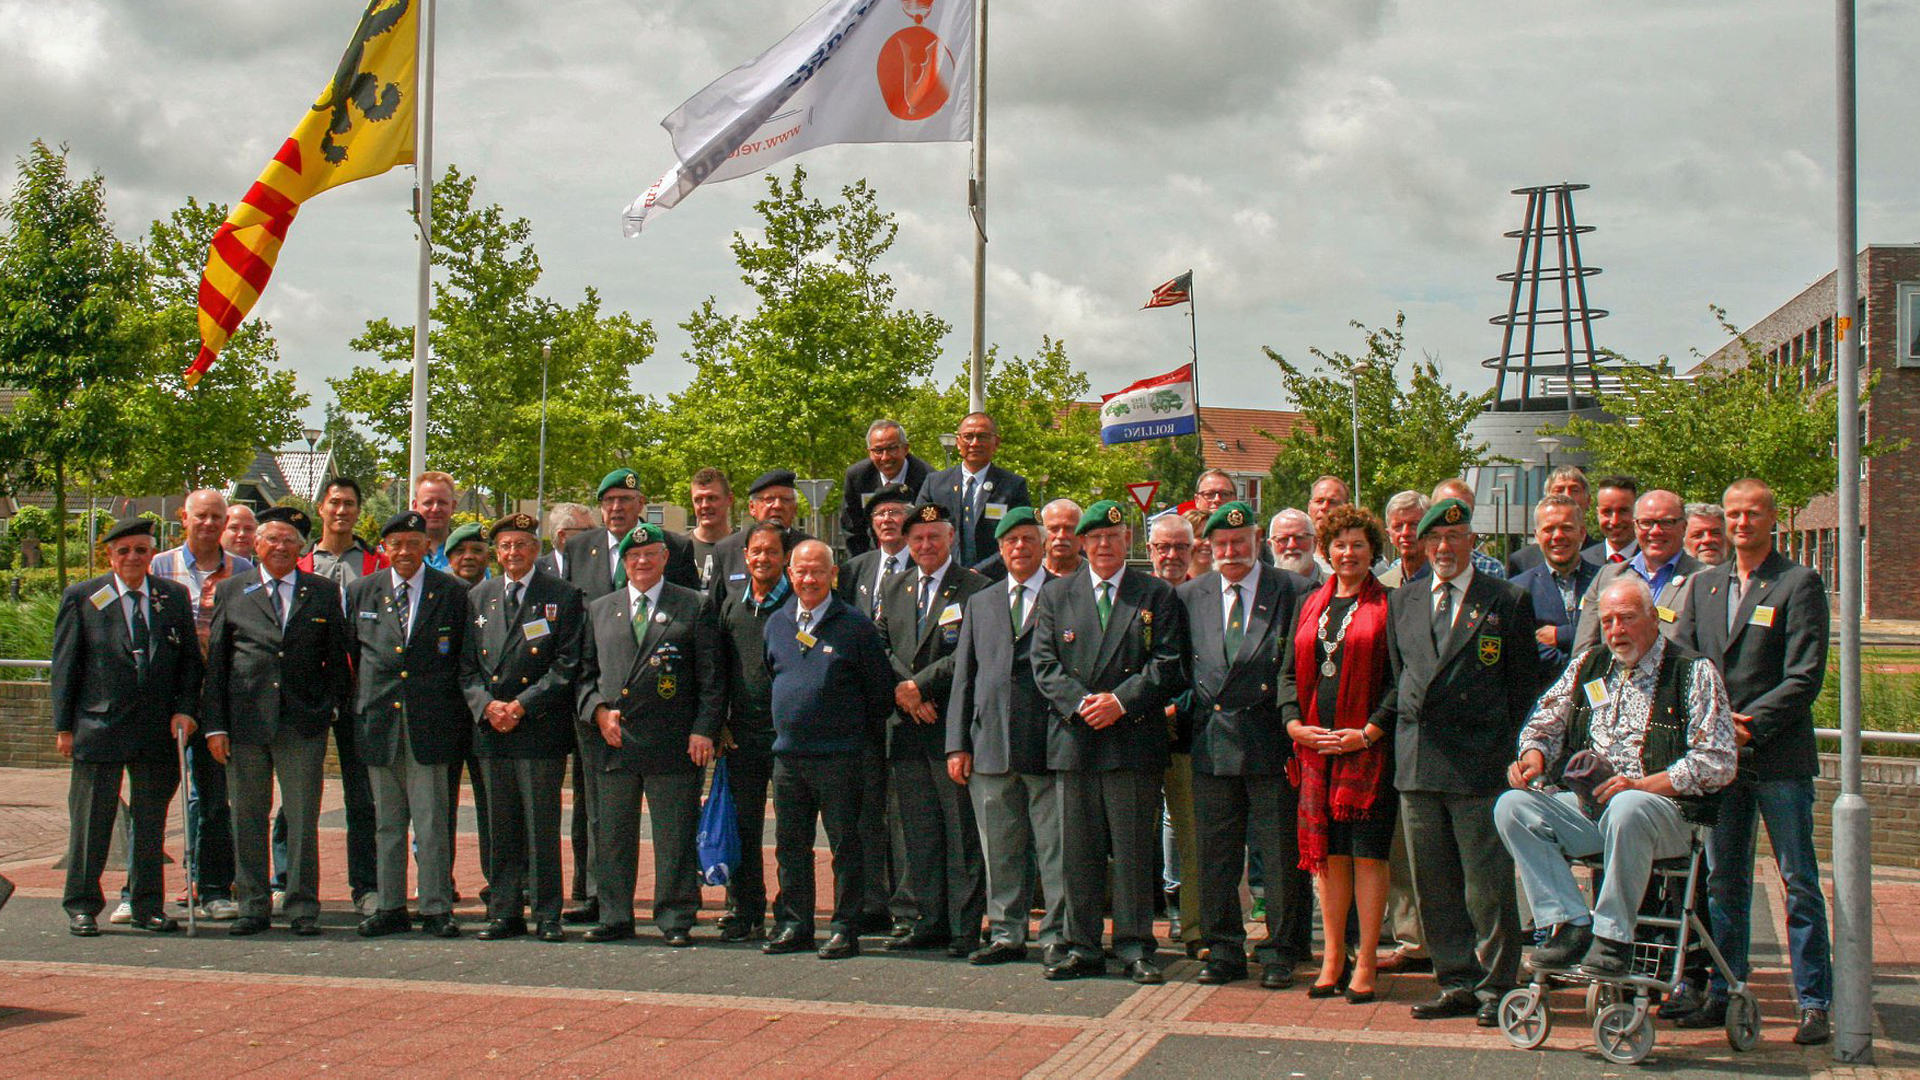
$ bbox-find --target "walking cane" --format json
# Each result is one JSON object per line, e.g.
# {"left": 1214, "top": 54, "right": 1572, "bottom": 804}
{"left": 177, "top": 724, "right": 197, "bottom": 938}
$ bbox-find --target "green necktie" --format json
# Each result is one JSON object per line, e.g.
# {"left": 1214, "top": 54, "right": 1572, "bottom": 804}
{"left": 612, "top": 533, "right": 628, "bottom": 588}
{"left": 1096, "top": 581, "right": 1113, "bottom": 630}
{"left": 1224, "top": 584, "right": 1244, "bottom": 658}
{"left": 1010, "top": 582, "right": 1026, "bottom": 633}
{"left": 631, "top": 592, "right": 649, "bottom": 645}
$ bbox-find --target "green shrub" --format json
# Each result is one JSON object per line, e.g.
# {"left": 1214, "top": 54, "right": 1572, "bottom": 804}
{"left": 0, "top": 595, "right": 59, "bottom": 678}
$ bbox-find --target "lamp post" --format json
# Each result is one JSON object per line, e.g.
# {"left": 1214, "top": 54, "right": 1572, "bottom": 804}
{"left": 1349, "top": 360, "right": 1371, "bottom": 506}
{"left": 536, "top": 343, "right": 551, "bottom": 521}
{"left": 938, "top": 431, "right": 958, "bottom": 466}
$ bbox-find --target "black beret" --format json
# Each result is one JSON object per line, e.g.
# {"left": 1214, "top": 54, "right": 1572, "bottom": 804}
{"left": 103, "top": 519, "right": 154, "bottom": 545}
{"left": 488, "top": 513, "right": 541, "bottom": 541}
{"left": 257, "top": 506, "right": 311, "bottom": 539}
{"left": 381, "top": 510, "right": 429, "bottom": 538}
{"left": 867, "top": 482, "right": 914, "bottom": 511}
{"left": 748, "top": 469, "right": 797, "bottom": 496}
{"left": 902, "top": 500, "right": 953, "bottom": 532}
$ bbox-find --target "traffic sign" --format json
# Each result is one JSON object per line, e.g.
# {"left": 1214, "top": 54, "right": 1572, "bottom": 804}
{"left": 1125, "top": 482, "right": 1160, "bottom": 514}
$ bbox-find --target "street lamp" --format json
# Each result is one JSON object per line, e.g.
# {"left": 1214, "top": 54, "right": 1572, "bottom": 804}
{"left": 536, "top": 343, "right": 551, "bottom": 521}
{"left": 938, "top": 431, "right": 958, "bottom": 465}
{"left": 1535, "top": 435, "right": 1562, "bottom": 469}
{"left": 1349, "top": 360, "right": 1372, "bottom": 506}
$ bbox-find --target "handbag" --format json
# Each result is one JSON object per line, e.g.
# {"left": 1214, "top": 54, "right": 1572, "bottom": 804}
{"left": 696, "top": 757, "right": 741, "bottom": 887}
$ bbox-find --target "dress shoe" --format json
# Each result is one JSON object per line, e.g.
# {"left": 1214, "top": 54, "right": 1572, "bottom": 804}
{"left": 358, "top": 908, "right": 411, "bottom": 937}
{"left": 130, "top": 913, "right": 179, "bottom": 933}
{"left": 1528, "top": 921, "right": 1594, "bottom": 970}
{"left": 1673, "top": 997, "right": 1728, "bottom": 1029}
{"left": 1195, "top": 961, "right": 1247, "bottom": 985}
{"left": 1260, "top": 963, "right": 1296, "bottom": 990}
{"left": 536, "top": 919, "right": 565, "bottom": 942}
{"left": 718, "top": 920, "right": 766, "bottom": 943}
{"left": 1184, "top": 940, "right": 1209, "bottom": 960}
{"left": 889, "top": 919, "right": 915, "bottom": 938}
{"left": 583, "top": 922, "right": 635, "bottom": 943}
{"left": 1043, "top": 954, "right": 1105, "bottom": 981}
{"left": 228, "top": 915, "right": 270, "bottom": 936}
{"left": 1041, "top": 943, "right": 1069, "bottom": 968}
{"left": 423, "top": 913, "right": 461, "bottom": 938}
{"left": 664, "top": 929, "right": 694, "bottom": 948}
{"left": 1127, "top": 958, "right": 1164, "bottom": 985}
{"left": 1794, "top": 1007, "right": 1831, "bottom": 1046}
{"left": 290, "top": 917, "right": 321, "bottom": 937}
{"left": 68, "top": 913, "right": 99, "bottom": 937}
{"left": 562, "top": 902, "right": 600, "bottom": 925}
{"left": 763, "top": 930, "right": 814, "bottom": 955}
{"left": 1657, "top": 979, "right": 1704, "bottom": 1020}
{"left": 1577, "top": 935, "right": 1632, "bottom": 978}
{"left": 1376, "top": 949, "right": 1432, "bottom": 974}
{"left": 477, "top": 917, "right": 528, "bottom": 941}
{"left": 968, "top": 941, "right": 1027, "bottom": 965}
{"left": 886, "top": 929, "right": 951, "bottom": 951}
{"left": 1345, "top": 987, "right": 1377, "bottom": 1005}
{"left": 1410, "top": 990, "right": 1481, "bottom": 1020}
{"left": 818, "top": 932, "right": 859, "bottom": 959}
{"left": 1476, "top": 999, "right": 1502, "bottom": 1027}
{"left": 946, "top": 937, "right": 980, "bottom": 959}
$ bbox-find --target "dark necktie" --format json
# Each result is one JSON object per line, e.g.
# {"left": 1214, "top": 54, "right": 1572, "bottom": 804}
{"left": 918, "top": 574, "right": 936, "bottom": 632}
{"left": 1431, "top": 581, "right": 1453, "bottom": 649}
{"left": 506, "top": 580, "right": 524, "bottom": 625}
{"left": 1224, "top": 584, "right": 1245, "bottom": 658}
{"left": 1727, "top": 573, "right": 1744, "bottom": 635}
{"left": 962, "top": 476, "right": 979, "bottom": 564}
{"left": 267, "top": 578, "right": 285, "bottom": 628}
{"left": 395, "top": 580, "right": 412, "bottom": 642}
{"left": 128, "top": 589, "right": 151, "bottom": 677}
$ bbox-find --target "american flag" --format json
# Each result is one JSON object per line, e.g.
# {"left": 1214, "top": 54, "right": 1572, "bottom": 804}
{"left": 1142, "top": 271, "right": 1192, "bottom": 309}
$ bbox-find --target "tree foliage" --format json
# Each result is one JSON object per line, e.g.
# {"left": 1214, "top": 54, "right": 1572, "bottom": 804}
{"left": 1263, "top": 314, "right": 1490, "bottom": 511}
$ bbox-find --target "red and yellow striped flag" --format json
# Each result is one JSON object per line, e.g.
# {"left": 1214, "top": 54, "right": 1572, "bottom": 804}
{"left": 188, "top": 0, "right": 418, "bottom": 386}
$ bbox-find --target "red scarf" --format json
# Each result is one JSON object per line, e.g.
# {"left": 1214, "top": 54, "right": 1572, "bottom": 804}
{"left": 1289, "top": 573, "right": 1391, "bottom": 874}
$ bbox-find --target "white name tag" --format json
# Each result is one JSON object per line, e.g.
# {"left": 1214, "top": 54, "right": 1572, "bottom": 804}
{"left": 522, "top": 617, "right": 551, "bottom": 640}
{"left": 938, "top": 603, "right": 963, "bottom": 626}
{"left": 984, "top": 502, "right": 1008, "bottom": 521}
{"left": 1749, "top": 605, "right": 1775, "bottom": 628}
{"left": 1582, "top": 678, "right": 1610, "bottom": 708}
{"left": 89, "top": 586, "right": 116, "bottom": 610}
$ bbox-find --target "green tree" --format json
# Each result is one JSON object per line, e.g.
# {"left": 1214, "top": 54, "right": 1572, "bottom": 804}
{"left": 319, "top": 401, "right": 380, "bottom": 488}
{"left": 644, "top": 168, "right": 949, "bottom": 500}
{"left": 111, "top": 196, "right": 308, "bottom": 495}
{"left": 0, "top": 141, "right": 149, "bottom": 587}
{"left": 1142, "top": 433, "right": 1207, "bottom": 515}
{"left": 333, "top": 166, "right": 654, "bottom": 512}
{"left": 1263, "top": 314, "right": 1490, "bottom": 512}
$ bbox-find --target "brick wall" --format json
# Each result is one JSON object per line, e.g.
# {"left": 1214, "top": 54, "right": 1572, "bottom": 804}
{"left": 0, "top": 680, "right": 64, "bottom": 768}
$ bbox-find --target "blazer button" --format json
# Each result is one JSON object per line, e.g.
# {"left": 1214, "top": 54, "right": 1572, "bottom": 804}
{"left": 400, "top": 671, "right": 409, "bottom": 679}
{"left": 395, "top": 646, "right": 403, "bottom": 654}
{"left": 621, "top": 688, "right": 629, "bottom": 696}
{"left": 1214, "top": 704, "right": 1222, "bottom": 711}
{"left": 491, "top": 675, "right": 500, "bottom": 682}
{"left": 271, "top": 682, "right": 279, "bottom": 689}
{"left": 277, "top": 651, "right": 285, "bottom": 658}
{"left": 530, "top": 647, "right": 539, "bottom": 655}
{"left": 521, "top": 677, "right": 529, "bottom": 685}
{"left": 392, "top": 702, "right": 402, "bottom": 709}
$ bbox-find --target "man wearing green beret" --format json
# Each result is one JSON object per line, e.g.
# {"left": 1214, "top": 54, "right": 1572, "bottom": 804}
{"left": 1386, "top": 497, "right": 1537, "bottom": 1024}
{"left": 444, "top": 523, "right": 490, "bottom": 590}
{"left": 1030, "top": 500, "right": 1188, "bottom": 984}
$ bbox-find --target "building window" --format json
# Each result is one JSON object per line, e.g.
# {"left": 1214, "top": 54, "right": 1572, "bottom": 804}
{"left": 645, "top": 506, "right": 665, "bottom": 526}
{"left": 1898, "top": 283, "right": 1920, "bottom": 367}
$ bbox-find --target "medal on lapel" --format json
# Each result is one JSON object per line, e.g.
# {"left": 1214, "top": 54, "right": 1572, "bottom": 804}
{"left": 1062, "top": 629, "right": 1075, "bottom": 643}
{"left": 1478, "top": 634, "right": 1501, "bottom": 666}
{"left": 1141, "top": 609, "right": 1153, "bottom": 649}
{"left": 657, "top": 672, "right": 677, "bottom": 699}
{"left": 545, "top": 603, "right": 558, "bottom": 621}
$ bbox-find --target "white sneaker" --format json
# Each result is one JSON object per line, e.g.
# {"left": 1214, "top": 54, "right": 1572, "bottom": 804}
{"left": 109, "top": 900, "right": 133, "bottom": 925}
{"left": 353, "top": 893, "right": 378, "bottom": 916}
{"left": 271, "top": 890, "right": 287, "bottom": 915}
{"left": 203, "top": 898, "right": 240, "bottom": 921}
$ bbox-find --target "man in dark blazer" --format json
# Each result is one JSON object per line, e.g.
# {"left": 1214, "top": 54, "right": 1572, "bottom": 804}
{"left": 836, "top": 483, "right": 914, "bottom": 618}
{"left": 916, "top": 412, "right": 1032, "bottom": 580}
{"left": 347, "top": 511, "right": 473, "bottom": 939}
{"left": 707, "top": 469, "right": 814, "bottom": 598}
{"left": 1030, "top": 500, "right": 1187, "bottom": 984}
{"left": 576, "top": 523, "right": 726, "bottom": 945}
{"left": 946, "top": 508, "right": 1062, "bottom": 965}
{"left": 461, "top": 513, "right": 586, "bottom": 943}
{"left": 1570, "top": 489, "right": 1701, "bottom": 656}
{"left": 534, "top": 503, "right": 593, "bottom": 580}
{"left": 1179, "top": 502, "right": 1311, "bottom": 988}
{"left": 52, "top": 519, "right": 203, "bottom": 936}
{"left": 877, "top": 501, "right": 991, "bottom": 954}
{"left": 1510, "top": 493, "right": 1602, "bottom": 680}
{"left": 840, "top": 419, "right": 931, "bottom": 558}
{"left": 202, "top": 507, "right": 352, "bottom": 937}
{"left": 1674, "top": 478, "right": 1833, "bottom": 1045}
{"left": 1504, "top": 465, "right": 1594, "bottom": 577}
{"left": 1384, "top": 498, "right": 1537, "bottom": 1024}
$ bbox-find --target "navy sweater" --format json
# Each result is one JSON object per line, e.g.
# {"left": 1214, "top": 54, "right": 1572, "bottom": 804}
{"left": 765, "top": 595, "right": 895, "bottom": 757}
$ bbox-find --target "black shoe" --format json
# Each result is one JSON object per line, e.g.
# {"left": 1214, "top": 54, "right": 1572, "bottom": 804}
{"left": 968, "top": 942, "right": 1027, "bottom": 966}
{"left": 818, "top": 932, "right": 859, "bottom": 959}
{"left": 1195, "top": 961, "right": 1247, "bottom": 985}
{"left": 718, "top": 920, "right": 766, "bottom": 943}
{"left": 1127, "top": 958, "right": 1164, "bottom": 985}
{"left": 290, "top": 916, "right": 321, "bottom": 937}
{"left": 130, "top": 913, "right": 179, "bottom": 933}
{"left": 1306, "top": 981, "right": 1342, "bottom": 999}
{"left": 477, "top": 917, "right": 528, "bottom": 941}
{"left": 1577, "top": 935, "right": 1632, "bottom": 978}
{"left": 229, "top": 915, "right": 270, "bottom": 936}
{"left": 1041, "top": 943, "right": 1069, "bottom": 968}
{"left": 763, "top": 929, "right": 814, "bottom": 955}
{"left": 1345, "top": 987, "right": 1377, "bottom": 1005}
{"left": 664, "top": 929, "right": 694, "bottom": 948}
{"left": 886, "top": 929, "right": 951, "bottom": 951}
{"left": 584, "top": 922, "right": 634, "bottom": 943}
{"left": 1674, "top": 997, "right": 1728, "bottom": 1030}
{"left": 1657, "top": 980, "right": 1705, "bottom": 1020}
{"left": 1529, "top": 921, "right": 1594, "bottom": 970}
{"left": 1794, "top": 1007, "right": 1831, "bottom": 1046}
{"left": 1476, "top": 999, "right": 1502, "bottom": 1027}
{"left": 358, "top": 908, "right": 411, "bottom": 937}
{"left": 1184, "top": 940, "right": 1208, "bottom": 960}
{"left": 67, "top": 913, "right": 99, "bottom": 937}
{"left": 536, "top": 919, "right": 565, "bottom": 942}
{"left": 946, "top": 937, "right": 980, "bottom": 959}
{"left": 562, "top": 902, "right": 600, "bottom": 925}
{"left": 1411, "top": 990, "right": 1481, "bottom": 1020}
{"left": 423, "top": 913, "right": 461, "bottom": 938}
{"left": 1262, "top": 963, "right": 1297, "bottom": 990}
{"left": 1044, "top": 954, "right": 1105, "bottom": 981}
{"left": 889, "top": 919, "right": 915, "bottom": 938}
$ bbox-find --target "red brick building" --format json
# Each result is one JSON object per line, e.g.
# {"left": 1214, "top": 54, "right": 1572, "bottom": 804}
{"left": 1701, "top": 245, "right": 1920, "bottom": 619}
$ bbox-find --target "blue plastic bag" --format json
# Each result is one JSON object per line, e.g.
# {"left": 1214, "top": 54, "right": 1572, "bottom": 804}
{"left": 697, "top": 757, "right": 741, "bottom": 887}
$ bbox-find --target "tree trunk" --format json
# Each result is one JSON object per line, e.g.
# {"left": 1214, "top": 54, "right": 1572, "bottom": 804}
{"left": 53, "top": 457, "right": 68, "bottom": 590}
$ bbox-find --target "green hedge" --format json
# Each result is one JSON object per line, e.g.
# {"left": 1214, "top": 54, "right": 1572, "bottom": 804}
{"left": 0, "top": 595, "right": 58, "bottom": 678}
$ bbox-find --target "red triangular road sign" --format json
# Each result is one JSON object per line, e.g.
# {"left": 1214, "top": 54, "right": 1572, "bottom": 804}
{"left": 1126, "top": 482, "right": 1160, "bottom": 514}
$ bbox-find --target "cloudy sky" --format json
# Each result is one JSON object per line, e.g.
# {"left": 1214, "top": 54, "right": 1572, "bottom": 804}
{"left": 3, "top": 0, "right": 1915, "bottom": 431}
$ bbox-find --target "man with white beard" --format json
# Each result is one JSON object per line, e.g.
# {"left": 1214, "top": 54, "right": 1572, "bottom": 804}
{"left": 1266, "top": 510, "right": 1321, "bottom": 584}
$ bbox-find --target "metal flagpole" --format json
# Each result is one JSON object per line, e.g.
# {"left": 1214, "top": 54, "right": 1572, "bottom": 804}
{"left": 967, "top": 0, "right": 988, "bottom": 414}
{"left": 1830, "top": 0, "right": 1871, "bottom": 1062}
{"left": 1186, "top": 271, "right": 1203, "bottom": 464}
{"left": 407, "top": 0, "right": 437, "bottom": 483}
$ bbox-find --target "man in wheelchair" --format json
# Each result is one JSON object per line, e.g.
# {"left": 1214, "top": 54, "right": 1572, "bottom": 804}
{"left": 1494, "top": 578, "right": 1736, "bottom": 977}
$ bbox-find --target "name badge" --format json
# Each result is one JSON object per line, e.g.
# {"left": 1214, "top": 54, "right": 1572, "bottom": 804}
{"left": 89, "top": 586, "right": 116, "bottom": 610}
{"left": 1656, "top": 605, "right": 1676, "bottom": 623}
{"left": 1749, "top": 605, "right": 1775, "bottom": 628}
{"left": 1583, "top": 678, "right": 1610, "bottom": 708}
{"left": 984, "top": 502, "right": 1008, "bottom": 520}
{"left": 522, "top": 617, "right": 551, "bottom": 640}
{"left": 796, "top": 628, "right": 818, "bottom": 650}
{"left": 359, "top": 609, "right": 381, "bottom": 620}
{"left": 938, "top": 603, "right": 963, "bottom": 626}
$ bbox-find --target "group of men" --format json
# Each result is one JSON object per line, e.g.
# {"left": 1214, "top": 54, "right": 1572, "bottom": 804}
{"left": 49, "top": 415, "right": 1832, "bottom": 1043}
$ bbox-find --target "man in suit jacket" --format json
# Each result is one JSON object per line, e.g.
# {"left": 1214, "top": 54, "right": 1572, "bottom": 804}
{"left": 534, "top": 503, "right": 593, "bottom": 580}
{"left": 841, "top": 419, "right": 932, "bottom": 558}
{"left": 1583, "top": 475, "right": 1641, "bottom": 565}
{"left": 1570, "top": 489, "right": 1701, "bottom": 656}
{"left": 1511, "top": 494, "right": 1602, "bottom": 679}
{"left": 876, "top": 501, "right": 991, "bottom": 954}
{"left": 1674, "top": 478, "right": 1833, "bottom": 1045}
{"left": 52, "top": 520, "right": 203, "bottom": 936}
{"left": 1030, "top": 500, "right": 1187, "bottom": 984}
{"left": 348, "top": 511, "right": 473, "bottom": 939}
{"left": 916, "top": 412, "right": 1032, "bottom": 580}
{"left": 1504, "top": 465, "right": 1595, "bottom": 577}
{"left": 576, "top": 523, "right": 726, "bottom": 945}
{"left": 946, "top": 508, "right": 1062, "bottom": 965}
{"left": 460, "top": 513, "right": 587, "bottom": 943}
{"left": 707, "top": 470, "right": 815, "bottom": 597}
{"left": 1384, "top": 499, "right": 1537, "bottom": 1023}
{"left": 203, "top": 508, "right": 352, "bottom": 937}
{"left": 836, "top": 483, "right": 914, "bottom": 618}
{"left": 1179, "top": 503, "right": 1311, "bottom": 988}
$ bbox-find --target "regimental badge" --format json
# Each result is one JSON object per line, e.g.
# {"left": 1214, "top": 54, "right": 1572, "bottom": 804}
{"left": 920, "top": 505, "right": 940, "bottom": 522}
{"left": 1062, "top": 629, "right": 1076, "bottom": 643}
{"left": 545, "top": 603, "right": 558, "bottom": 621}
{"left": 657, "top": 673, "right": 676, "bottom": 699}
{"left": 653, "top": 611, "right": 668, "bottom": 624}
{"left": 623, "top": 474, "right": 638, "bottom": 489}
{"left": 1444, "top": 504, "right": 1466, "bottom": 526}
{"left": 649, "top": 655, "right": 662, "bottom": 668}
{"left": 1141, "top": 609, "right": 1153, "bottom": 648}
{"left": 438, "top": 635, "right": 452, "bottom": 656}
{"left": 1226, "top": 508, "right": 1245, "bottom": 527}
{"left": 1106, "top": 505, "right": 1123, "bottom": 525}
{"left": 1478, "top": 634, "right": 1501, "bottom": 666}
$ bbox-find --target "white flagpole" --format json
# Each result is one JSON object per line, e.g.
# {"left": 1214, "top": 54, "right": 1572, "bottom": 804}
{"left": 408, "top": 0, "right": 436, "bottom": 483}
{"left": 967, "top": 0, "right": 988, "bottom": 414}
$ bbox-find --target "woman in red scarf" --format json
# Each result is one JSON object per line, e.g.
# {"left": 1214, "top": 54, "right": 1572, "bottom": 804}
{"left": 1286, "top": 505, "right": 1395, "bottom": 1003}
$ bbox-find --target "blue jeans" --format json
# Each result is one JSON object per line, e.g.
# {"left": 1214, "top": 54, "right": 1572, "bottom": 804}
{"left": 1704, "top": 776, "right": 1832, "bottom": 1009}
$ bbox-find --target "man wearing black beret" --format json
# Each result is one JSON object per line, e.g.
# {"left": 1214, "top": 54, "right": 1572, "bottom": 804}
{"left": 707, "top": 469, "right": 814, "bottom": 599}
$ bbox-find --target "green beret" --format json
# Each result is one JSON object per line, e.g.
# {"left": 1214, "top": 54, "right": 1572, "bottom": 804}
{"left": 1076, "top": 499, "right": 1127, "bottom": 535}
{"left": 1202, "top": 500, "right": 1255, "bottom": 537}
{"left": 617, "top": 522, "right": 667, "bottom": 557}
{"left": 597, "top": 468, "right": 641, "bottom": 499}
{"left": 445, "top": 522, "right": 486, "bottom": 551}
{"left": 993, "top": 505, "right": 1039, "bottom": 540}
{"left": 488, "top": 512, "right": 541, "bottom": 541}
{"left": 1417, "top": 497, "right": 1473, "bottom": 537}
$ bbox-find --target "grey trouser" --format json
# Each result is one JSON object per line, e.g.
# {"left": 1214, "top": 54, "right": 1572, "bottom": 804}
{"left": 229, "top": 730, "right": 328, "bottom": 921}
{"left": 367, "top": 715, "right": 453, "bottom": 915}
{"left": 969, "top": 770, "right": 1064, "bottom": 947}
{"left": 1495, "top": 787, "right": 1692, "bottom": 945}
{"left": 1058, "top": 767, "right": 1162, "bottom": 963}
{"left": 483, "top": 756, "right": 568, "bottom": 922}
{"left": 1401, "top": 790, "right": 1522, "bottom": 1001}
{"left": 1386, "top": 823, "right": 1427, "bottom": 957}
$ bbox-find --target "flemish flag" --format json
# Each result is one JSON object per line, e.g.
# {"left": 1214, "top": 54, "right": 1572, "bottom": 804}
{"left": 188, "top": 0, "right": 417, "bottom": 386}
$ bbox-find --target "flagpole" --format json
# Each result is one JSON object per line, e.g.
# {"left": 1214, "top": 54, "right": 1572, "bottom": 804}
{"left": 407, "top": 0, "right": 436, "bottom": 484}
{"left": 1186, "top": 269, "right": 1203, "bottom": 458}
{"left": 967, "top": 0, "right": 988, "bottom": 414}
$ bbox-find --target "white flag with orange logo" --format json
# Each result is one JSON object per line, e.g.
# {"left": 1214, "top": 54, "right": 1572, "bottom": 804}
{"left": 622, "top": 0, "right": 972, "bottom": 236}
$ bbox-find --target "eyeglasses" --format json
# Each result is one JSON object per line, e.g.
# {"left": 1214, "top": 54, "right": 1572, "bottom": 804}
{"left": 955, "top": 431, "right": 994, "bottom": 443}
{"left": 1148, "top": 542, "right": 1193, "bottom": 554}
{"left": 1636, "top": 517, "right": 1685, "bottom": 530}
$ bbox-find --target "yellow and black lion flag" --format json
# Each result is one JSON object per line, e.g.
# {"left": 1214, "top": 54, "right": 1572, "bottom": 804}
{"left": 187, "top": 0, "right": 417, "bottom": 387}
